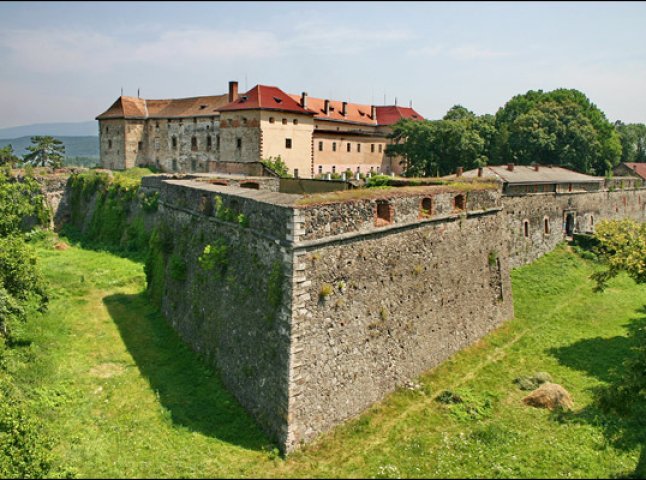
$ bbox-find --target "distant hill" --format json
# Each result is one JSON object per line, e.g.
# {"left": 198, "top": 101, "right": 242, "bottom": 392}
{"left": 0, "top": 136, "right": 99, "bottom": 162}
{"left": 0, "top": 121, "right": 98, "bottom": 139}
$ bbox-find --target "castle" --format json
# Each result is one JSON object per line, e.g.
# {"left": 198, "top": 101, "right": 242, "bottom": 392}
{"left": 96, "top": 81, "right": 423, "bottom": 177}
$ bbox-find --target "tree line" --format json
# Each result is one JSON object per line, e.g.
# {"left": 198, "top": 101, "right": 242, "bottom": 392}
{"left": 387, "top": 88, "right": 646, "bottom": 177}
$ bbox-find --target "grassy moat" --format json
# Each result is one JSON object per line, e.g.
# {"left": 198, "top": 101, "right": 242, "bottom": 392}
{"left": 5, "top": 239, "right": 645, "bottom": 478}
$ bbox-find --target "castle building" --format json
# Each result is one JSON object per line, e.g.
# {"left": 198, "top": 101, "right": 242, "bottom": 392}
{"left": 96, "top": 81, "right": 423, "bottom": 177}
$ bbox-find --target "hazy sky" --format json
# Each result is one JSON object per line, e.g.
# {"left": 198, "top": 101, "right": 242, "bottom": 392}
{"left": 1, "top": 1, "right": 645, "bottom": 129}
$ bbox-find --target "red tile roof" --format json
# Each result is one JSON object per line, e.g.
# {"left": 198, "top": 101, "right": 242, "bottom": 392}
{"left": 622, "top": 162, "right": 646, "bottom": 180}
{"left": 288, "top": 94, "right": 424, "bottom": 126}
{"left": 375, "top": 105, "right": 423, "bottom": 126}
{"left": 96, "top": 94, "right": 229, "bottom": 120}
{"left": 96, "top": 84, "right": 425, "bottom": 126}
{"left": 218, "top": 85, "right": 312, "bottom": 114}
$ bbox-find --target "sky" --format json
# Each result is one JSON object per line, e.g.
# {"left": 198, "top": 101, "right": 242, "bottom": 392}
{"left": 1, "top": 1, "right": 645, "bottom": 129}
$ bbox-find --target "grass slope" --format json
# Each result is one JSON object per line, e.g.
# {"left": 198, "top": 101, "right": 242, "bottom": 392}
{"left": 9, "top": 241, "right": 646, "bottom": 478}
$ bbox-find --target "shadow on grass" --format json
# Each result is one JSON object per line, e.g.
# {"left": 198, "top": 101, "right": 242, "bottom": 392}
{"left": 58, "top": 226, "right": 147, "bottom": 264}
{"left": 547, "top": 306, "right": 646, "bottom": 478}
{"left": 103, "top": 291, "right": 270, "bottom": 452}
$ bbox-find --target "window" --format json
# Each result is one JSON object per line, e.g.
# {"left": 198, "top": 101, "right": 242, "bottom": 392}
{"left": 332, "top": 142, "right": 337, "bottom": 152}
{"left": 108, "top": 139, "right": 112, "bottom": 149}
{"left": 356, "top": 166, "right": 361, "bottom": 173}
{"left": 347, "top": 143, "right": 351, "bottom": 152}
{"left": 216, "top": 135, "right": 220, "bottom": 150}
{"left": 106, "top": 126, "right": 109, "bottom": 134}
{"left": 293, "top": 118, "right": 299, "bottom": 125}
{"left": 155, "top": 121, "right": 159, "bottom": 129}
{"left": 454, "top": 194, "right": 466, "bottom": 210}
{"left": 544, "top": 217, "right": 550, "bottom": 234}
{"left": 242, "top": 117, "right": 247, "bottom": 125}
{"left": 523, "top": 220, "right": 529, "bottom": 238}
{"left": 240, "top": 182, "right": 260, "bottom": 190}
{"left": 318, "top": 165, "right": 323, "bottom": 174}
{"left": 172, "top": 159, "right": 178, "bottom": 171}
{"left": 421, "top": 197, "right": 433, "bottom": 216}
{"left": 269, "top": 117, "right": 275, "bottom": 124}
{"left": 154, "top": 138, "right": 160, "bottom": 151}
{"left": 167, "top": 119, "right": 171, "bottom": 124}
{"left": 379, "top": 144, "right": 383, "bottom": 153}
{"left": 332, "top": 166, "right": 336, "bottom": 173}
{"left": 371, "top": 144, "right": 375, "bottom": 153}
{"left": 206, "top": 136, "right": 212, "bottom": 151}
{"left": 568, "top": 183, "right": 573, "bottom": 192}
{"left": 138, "top": 141, "right": 143, "bottom": 151}
{"left": 193, "top": 117, "right": 197, "bottom": 124}
{"left": 236, "top": 138, "right": 242, "bottom": 150}
{"left": 191, "top": 159, "right": 197, "bottom": 171}
{"left": 282, "top": 118, "right": 287, "bottom": 125}
{"left": 172, "top": 137, "right": 177, "bottom": 148}
{"left": 318, "top": 141, "right": 323, "bottom": 151}
{"left": 591, "top": 215, "right": 594, "bottom": 226}
{"left": 357, "top": 143, "right": 361, "bottom": 153}
{"left": 376, "top": 201, "right": 393, "bottom": 225}
{"left": 294, "top": 168, "right": 299, "bottom": 178}
{"left": 191, "top": 136, "right": 198, "bottom": 151}
{"left": 285, "top": 138, "right": 292, "bottom": 149}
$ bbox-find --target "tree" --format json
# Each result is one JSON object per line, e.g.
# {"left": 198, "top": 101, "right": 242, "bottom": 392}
{"left": 592, "top": 219, "right": 646, "bottom": 291}
{"left": 0, "top": 145, "right": 19, "bottom": 167}
{"left": 22, "top": 136, "right": 65, "bottom": 168}
{"left": 589, "top": 218, "right": 646, "bottom": 477}
{"left": 615, "top": 121, "right": 646, "bottom": 164}
{"left": 387, "top": 106, "right": 494, "bottom": 177}
{"left": 493, "top": 89, "right": 621, "bottom": 175}
{"left": 260, "top": 155, "right": 291, "bottom": 178}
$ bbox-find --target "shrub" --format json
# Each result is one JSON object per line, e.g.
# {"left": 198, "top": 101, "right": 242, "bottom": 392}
{"left": 169, "top": 254, "right": 187, "bottom": 282}
{"left": 198, "top": 239, "right": 229, "bottom": 277}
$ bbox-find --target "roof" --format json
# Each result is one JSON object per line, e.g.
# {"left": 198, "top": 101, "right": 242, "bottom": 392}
{"left": 619, "top": 162, "right": 646, "bottom": 180}
{"left": 96, "top": 94, "right": 230, "bottom": 120}
{"left": 219, "top": 85, "right": 424, "bottom": 125}
{"left": 218, "top": 85, "right": 312, "bottom": 115}
{"left": 459, "top": 165, "right": 604, "bottom": 185}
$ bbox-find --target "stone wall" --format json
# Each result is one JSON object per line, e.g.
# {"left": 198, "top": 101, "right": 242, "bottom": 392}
{"left": 504, "top": 188, "right": 646, "bottom": 267}
{"left": 283, "top": 190, "right": 513, "bottom": 448}
{"left": 148, "top": 180, "right": 299, "bottom": 448}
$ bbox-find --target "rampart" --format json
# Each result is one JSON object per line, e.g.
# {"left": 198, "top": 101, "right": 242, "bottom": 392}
{"left": 144, "top": 180, "right": 514, "bottom": 451}
{"left": 28, "top": 169, "right": 646, "bottom": 453}
{"left": 504, "top": 188, "right": 646, "bottom": 267}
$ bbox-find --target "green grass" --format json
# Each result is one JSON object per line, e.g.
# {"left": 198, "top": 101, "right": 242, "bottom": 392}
{"left": 7, "top": 241, "right": 646, "bottom": 477}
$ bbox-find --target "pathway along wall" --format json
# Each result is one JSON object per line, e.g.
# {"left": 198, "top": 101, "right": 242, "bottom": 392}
{"left": 504, "top": 187, "right": 646, "bottom": 268}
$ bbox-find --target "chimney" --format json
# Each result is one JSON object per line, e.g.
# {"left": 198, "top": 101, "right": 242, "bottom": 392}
{"left": 456, "top": 167, "right": 463, "bottom": 177}
{"left": 301, "top": 91, "right": 308, "bottom": 108}
{"left": 228, "top": 81, "right": 239, "bottom": 103}
{"left": 324, "top": 99, "right": 330, "bottom": 115}
{"left": 534, "top": 164, "right": 540, "bottom": 172}
{"left": 371, "top": 105, "right": 377, "bottom": 121}
{"left": 477, "top": 167, "right": 483, "bottom": 177}
{"left": 507, "top": 163, "right": 514, "bottom": 172}
{"left": 342, "top": 101, "right": 348, "bottom": 116}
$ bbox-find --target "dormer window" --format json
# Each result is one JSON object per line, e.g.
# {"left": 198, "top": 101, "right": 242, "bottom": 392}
{"left": 273, "top": 96, "right": 283, "bottom": 104}
{"left": 199, "top": 105, "right": 207, "bottom": 110}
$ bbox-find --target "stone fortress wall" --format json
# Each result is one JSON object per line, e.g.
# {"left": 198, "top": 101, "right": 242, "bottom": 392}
{"left": 32, "top": 169, "right": 646, "bottom": 453}
{"left": 504, "top": 188, "right": 646, "bottom": 267}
